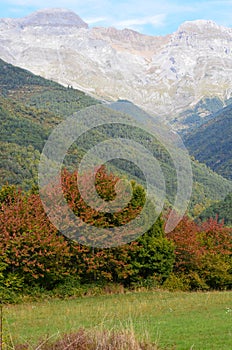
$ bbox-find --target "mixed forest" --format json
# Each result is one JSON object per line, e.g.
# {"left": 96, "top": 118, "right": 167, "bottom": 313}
{"left": 0, "top": 58, "right": 231, "bottom": 302}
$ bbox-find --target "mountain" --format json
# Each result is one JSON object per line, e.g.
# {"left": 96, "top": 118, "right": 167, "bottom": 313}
{"left": 0, "top": 59, "right": 231, "bottom": 216}
{"left": 1, "top": 9, "right": 232, "bottom": 128}
{"left": 18, "top": 8, "right": 88, "bottom": 29}
{"left": 0, "top": 58, "right": 97, "bottom": 189}
{"left": 184, "top": 103, "right": 232, "bottom": 180}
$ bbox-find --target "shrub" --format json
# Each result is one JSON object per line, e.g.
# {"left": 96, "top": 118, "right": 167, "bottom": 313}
{"left": 162, "top": 273, "right": 190, "bottom": 291}
{"left": 200, "top": 254, "right": 232, "bottom": 290}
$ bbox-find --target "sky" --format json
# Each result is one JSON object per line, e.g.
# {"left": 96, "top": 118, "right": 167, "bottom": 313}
{"left": 0, "top": 0, "right": 232, "bottom": 36}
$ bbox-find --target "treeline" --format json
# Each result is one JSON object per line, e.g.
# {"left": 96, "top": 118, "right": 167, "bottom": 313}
{"left": 0, "top": 168, "right": 231, "bottom": 303}
{"left": 198, "top": 192, "right": 232, "bottom": 226}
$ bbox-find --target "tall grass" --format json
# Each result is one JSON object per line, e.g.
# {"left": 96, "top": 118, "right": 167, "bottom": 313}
{"left": 3, "top": 291, "right": 232, "bottom": 349}
{"left": 12, "top": 328, "right": 161, "bottom": 350}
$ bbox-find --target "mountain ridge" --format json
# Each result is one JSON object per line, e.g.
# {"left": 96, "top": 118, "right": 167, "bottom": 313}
{"left": 18, "top": 8, "right": 88, "bottom": 28}
{"left": 1, "top": 9, "right": 232, "bottom": 129}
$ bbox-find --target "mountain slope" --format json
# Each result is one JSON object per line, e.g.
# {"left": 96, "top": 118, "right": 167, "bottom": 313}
{"left": 198, "top": 193, "right": 232, "bottom": 226}
{"left": 0, "top": 58, "right": 97, "bottom": 188}
{"left": 1, "top": 9, "right": 232, "bottom": 128}
{"left": 184, "top": 104, "right": 232, "bottom": 180}
{"left": 0, "top": 59, "right": 231, "bottom": 215}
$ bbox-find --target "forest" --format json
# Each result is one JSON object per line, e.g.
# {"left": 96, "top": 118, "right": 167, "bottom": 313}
{"left": 0, "top": 58, "right": 231, "bottom": 303}
{"left": 0, "top": 167, "right": 231, "bottom": 303}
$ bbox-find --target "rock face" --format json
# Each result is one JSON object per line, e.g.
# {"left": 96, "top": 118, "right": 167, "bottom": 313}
{"left": 18, "top": 8, "right": 89, "bottom": 28}
{"left": 1, "top": 9, "right": 232, "bottom": 128}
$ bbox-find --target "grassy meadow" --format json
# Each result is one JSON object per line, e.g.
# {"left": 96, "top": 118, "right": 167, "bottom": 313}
{"left": 2, "top": 290, "right": 232, "bottom": 349}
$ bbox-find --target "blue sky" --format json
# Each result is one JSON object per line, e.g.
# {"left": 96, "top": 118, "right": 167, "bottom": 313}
{"left": 0, "top": 0, "right": 232, "bottom": 35}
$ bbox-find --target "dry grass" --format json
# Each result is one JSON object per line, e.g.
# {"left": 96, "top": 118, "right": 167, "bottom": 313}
{"left": 14, "top": 328, "right": 159, "bottom": 350}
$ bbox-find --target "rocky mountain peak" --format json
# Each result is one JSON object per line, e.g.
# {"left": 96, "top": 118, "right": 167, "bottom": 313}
{"left": 176, "top": 19, "right": 231, "bottom": 36}
{"left": 178, "top": 19, "right": 217, "bottom": 31}
{"left": 18, "top": 8, "right": 88, "bottom": 28}
{"left": 1, "top": 9, "right": 232, "bottom": 129}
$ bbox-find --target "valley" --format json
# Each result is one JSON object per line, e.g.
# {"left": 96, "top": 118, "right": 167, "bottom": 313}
{"left": 0, "top": 8, "right": 231, "bottom": 348}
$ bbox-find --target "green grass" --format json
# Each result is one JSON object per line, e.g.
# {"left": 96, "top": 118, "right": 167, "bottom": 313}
{"left": 3, "top": 291, "right": 232, "bottom": 349}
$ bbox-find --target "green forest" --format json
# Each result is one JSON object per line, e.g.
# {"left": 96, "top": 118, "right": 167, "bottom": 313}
{"left": 184, "top": 103, "right": 232, "bottom": 180}
{"left": 0, "top": 58, "right": 231, "bottom": 302}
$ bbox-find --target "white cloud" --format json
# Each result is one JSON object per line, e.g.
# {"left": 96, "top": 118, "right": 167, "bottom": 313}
{"left": 116, "top": 14, "right": 166, "bottom": 29}
{"left": 2, "top": 0, "right": 232, "bottom": 34}
{"left": 84, "top": 17, "right": 108, "bottom": 25}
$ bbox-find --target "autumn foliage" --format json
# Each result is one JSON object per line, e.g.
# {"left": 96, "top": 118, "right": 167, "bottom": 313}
{"left": 0, "top": 186, "right": 72, "bottom": 289}
{"left": 167, "top": 215, "right": 232, "bottom": 290}
{"left": 0, "top": 167, "right": 231, "bottom": 301}
{"left": 0, "top": 168, "right": 174, "bottom": 300}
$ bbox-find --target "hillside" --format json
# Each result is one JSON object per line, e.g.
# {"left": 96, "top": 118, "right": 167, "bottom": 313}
{"left": 198, "top": 193, "right": 232, "bottom": 226}
{"left": 184, "top": 104, "right": 232, "bottom": 180}
{"left": 0, "top": 58, "right": 97, "bottom": 188}
{"left": 0, "top": 59, "right": 231, "bottom": 215}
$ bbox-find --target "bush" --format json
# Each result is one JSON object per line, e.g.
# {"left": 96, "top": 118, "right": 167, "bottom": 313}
{"left": 200, "top": 254, "right": 232, "bottom": 290}
{"left": 162, "top": 273, "right": 190, "bottom": 291}
{"left": 51, "top": 276, "right": 83, "bottom": 298}
{"left": 0, "top": 259, "right": 24, "bottom": 303}
{"left": 130, "top": 276, "right": 160, "bottom": 291}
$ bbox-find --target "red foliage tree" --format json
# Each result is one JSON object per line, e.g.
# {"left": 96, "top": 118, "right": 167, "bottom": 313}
{"left": 166, "top": 216, "right": 205, "bottom": 273}
{"left": 166, "top": 215, "right": 232, "bottom": 289}
{"left": 0, "top": 187, "right": 73, "bottom": 288}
